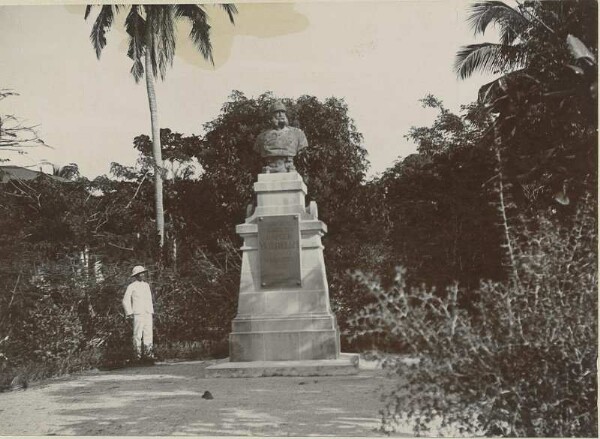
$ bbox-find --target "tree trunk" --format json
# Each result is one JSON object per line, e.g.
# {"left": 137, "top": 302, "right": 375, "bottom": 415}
{"left": 493, "top": 118, "right": 519, "bottom": 288}
{"left": 144, "top": 44, "right": 165, "bottom": 247}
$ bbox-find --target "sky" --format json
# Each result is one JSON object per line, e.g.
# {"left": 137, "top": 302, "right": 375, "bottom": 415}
{"left": 0, "top": 1, "right": 497, "bottom": 179}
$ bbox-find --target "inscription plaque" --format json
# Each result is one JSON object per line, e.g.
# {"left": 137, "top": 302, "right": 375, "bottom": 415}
{"left": 258, "top": 215, "right": 301, "bottom": 288}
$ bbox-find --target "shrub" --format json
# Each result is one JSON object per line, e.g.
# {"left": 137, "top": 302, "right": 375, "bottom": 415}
{"left": 0, "top": 290, "right": 106, "bottom": 389}
{"left": 350, "top": 201, "right": 597, "bottom": 436}
{"left": 18, "top": 298, "right": 85, "bottom": 364}
{"left": 153, "top": 239, "right": 240, "bottom": 347}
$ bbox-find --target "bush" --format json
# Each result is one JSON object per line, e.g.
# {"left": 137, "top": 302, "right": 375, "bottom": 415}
{"left": 17, "top": 298, "right": 85, "bottom": 363}
{"left": 0, "top": 295, "right": 105, "bottom": 389}
{"left": 153, "top": 239, "right": 240, "bottom": 347}
{"left": 0, "top": 239, "right": 241, "bottom": 388}
{"left": 350, "top": 201, "right": 597, "bottom": 436}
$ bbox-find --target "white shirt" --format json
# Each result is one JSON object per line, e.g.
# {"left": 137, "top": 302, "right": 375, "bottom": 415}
{"left": 122, "top": 280, "right": 154, "bottom": 315}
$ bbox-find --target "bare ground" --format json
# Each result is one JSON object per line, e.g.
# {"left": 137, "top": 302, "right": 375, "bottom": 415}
{"left": 0, "top": 359, "right": 414, "bottom": 436}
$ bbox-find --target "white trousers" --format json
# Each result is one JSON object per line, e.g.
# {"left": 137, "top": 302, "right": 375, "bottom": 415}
{"left": 132, "top": 313, "right": 153, "bottom": 357}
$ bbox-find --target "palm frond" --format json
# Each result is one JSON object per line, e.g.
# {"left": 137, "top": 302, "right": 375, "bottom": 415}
{"left": 467, "top": 1, "right": 529, "bottom": 44}
{"left": 566, "top": 34, "right": 596, "bottom": 64}
{"left": 145, "top": 6, "right": 177, "bottom": 80}
{"left": 125, "top": 5, "right": 146, "bottom": 83}
{"left": 477, "top": 68, "right": 534, "bottom": 107}
{"left": 455, "top": 43, "right": 526, "bottom": 79}
{"left": 157, "top": 6, "right": 176, "bottom": 80}
{"left": 220, "top": 3, "right": 238, "bottom": 24}
{"left": 174, "top": 4, "right": 213, "bottom": 65}
{"left": 498, "top": 24, "right": 521, "bottom": 47}
{"left": 84, "top": 5, "right": 92, "bottom": 20}
{"left": 89, "top": 5, "right": 117, "bottom": 59}
{"left": 145, "top": 7, "right": 159, "bottom": 80}
{"left": 0, "top": 89, "right": 19, "bottom": 100}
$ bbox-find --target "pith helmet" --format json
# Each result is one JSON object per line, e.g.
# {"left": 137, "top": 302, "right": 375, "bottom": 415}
{"left": 131, "top": 265, "right": 147, "bottom": 277}
{"left": 269, "top": 100, "right": 287, "bottom": 113}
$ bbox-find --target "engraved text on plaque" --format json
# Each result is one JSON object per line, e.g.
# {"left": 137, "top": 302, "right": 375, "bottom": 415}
{"left": 258, "top": 215, "right": 301, "bottom": 288}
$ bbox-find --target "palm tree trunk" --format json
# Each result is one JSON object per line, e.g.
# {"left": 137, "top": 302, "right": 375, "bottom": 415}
{"left": 144, "top": 44, "right": 165, "bottom": 247}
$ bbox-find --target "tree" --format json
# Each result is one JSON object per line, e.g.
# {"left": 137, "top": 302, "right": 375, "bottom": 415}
{"left": 85, "top": 4, "right": 237, "bottom": 247}
{"left": 379, "top": 97, "right": 505, "bottom": 291}
{"left": 454, "top": 1, "right": 530, "bottom": 80}
{"left": 133, "top": 129, "right": 201, "bottom": 182}
{"left": 177, "top": 91, "right": 385, "bottom": 338}
{"left": 351, "top": 199, "right": 597, "bottom": 436}
{"left": 455, "top": 1, "right": 597, "bottom": 80}
{"left": 51, "top": 163, "right": 81, "bottom": 180}
{"left": 348, "top": 3, "right": 598, "bottom": 433}
{"left": 0, "top": 89, "right": 50, "bottom": 156}
{"left": 455, "top": 1, "right": 597, "bottom": 207}
{"left": 185, "top": 91, "right": 371, "bottom": 243}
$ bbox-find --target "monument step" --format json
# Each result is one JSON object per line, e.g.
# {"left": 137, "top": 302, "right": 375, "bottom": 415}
{"left": 232, "top": 314, "right": 336, "bottom": 332}
{"left": 231, "top": 328, "right": 337, "bottom": 335}
{"left": 232, "top": 316, "right": 334, "bottom": 323}
{"left": 205, "top": 353, "right": 359, "bottom": 378}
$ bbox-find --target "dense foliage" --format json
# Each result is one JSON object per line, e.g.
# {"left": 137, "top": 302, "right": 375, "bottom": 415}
{"left": 380, "top": 98, "right": 505, "bottom": 291}
{"left": 0, "top": 172, "right": 239, "bottom": 387}
{"left": 457, "top": 0, "right": 597, "bottom": 207}
{"left": 351, "top": 199, "right": 597, "bottom": 436}
{"left": 350, "top": 1, "right": 598, "bottom": 435}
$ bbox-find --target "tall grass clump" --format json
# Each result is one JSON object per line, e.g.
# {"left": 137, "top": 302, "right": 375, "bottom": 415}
{"left": 350, "top": 200, "right": 597, "bottom": 436}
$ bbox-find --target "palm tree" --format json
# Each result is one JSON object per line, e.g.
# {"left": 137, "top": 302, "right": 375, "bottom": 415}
{"left": 51, "top": 162, "right": 80, "bottom": 180}
{"left": 455, "top": 1, "right": 596, "bottom": 82}
{"left": 454, "top": 1, "right": 530, "bottom": 80}
{"left": 454, "top": 1, "right": 597, "bottom": 280}
{"left": 85, "top": 4, "right": 237, "bottom": 247}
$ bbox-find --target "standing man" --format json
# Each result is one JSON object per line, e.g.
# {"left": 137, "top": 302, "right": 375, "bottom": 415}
{"left": 122, "top": 265, "right": 154, "bottom": 360}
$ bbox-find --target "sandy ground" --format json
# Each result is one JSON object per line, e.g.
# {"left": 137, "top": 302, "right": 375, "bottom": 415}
{"left": 0, "top": 359, "right": 415, "bottom": 436}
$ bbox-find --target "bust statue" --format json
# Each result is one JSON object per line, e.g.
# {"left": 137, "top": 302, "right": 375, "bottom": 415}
{"left": 253, "top": 101, "right": 308, "bottom": 173}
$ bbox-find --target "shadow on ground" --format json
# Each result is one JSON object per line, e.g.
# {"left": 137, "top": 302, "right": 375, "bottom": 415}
{"left": 0, "top": 361, "right": 411, "bottom": 436}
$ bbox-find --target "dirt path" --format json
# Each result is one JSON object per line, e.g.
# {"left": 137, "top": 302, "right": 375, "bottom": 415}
{"left": 0, "top": 360, "right": 413, "bottom": 436}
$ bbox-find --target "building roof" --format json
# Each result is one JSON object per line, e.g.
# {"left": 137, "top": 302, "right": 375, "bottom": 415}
{"left": 0, "top": 166, "right": 71, "bottom": 183}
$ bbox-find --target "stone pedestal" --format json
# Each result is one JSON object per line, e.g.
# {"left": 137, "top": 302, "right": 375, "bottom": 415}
{"left": 228, "top": 172, "right": 341, "bottom": 362}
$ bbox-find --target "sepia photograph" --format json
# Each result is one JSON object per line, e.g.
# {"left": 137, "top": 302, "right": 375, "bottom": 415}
{"left": 0, "top": 0, "right": 597, "bottom": 436}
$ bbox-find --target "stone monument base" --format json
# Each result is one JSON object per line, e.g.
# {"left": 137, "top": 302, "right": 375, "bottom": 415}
{"left": 230, "top": 172, "right": 341, "bottom": 362}
{"left": 205, "top": 353, "right": 359, "bottom": 378}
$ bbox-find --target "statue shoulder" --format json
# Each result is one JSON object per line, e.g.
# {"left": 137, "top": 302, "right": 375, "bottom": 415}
{"left": 292, "top": 127, "right": 308, "bottom": 148}
{"left": 255, "top": 130, "right": 267, "bottom": 140}
{"left": 254, "top": 130, "right": 268, "bottom": 150}
{"left": 290, "top": 126, "right": 305, "bottom": 134}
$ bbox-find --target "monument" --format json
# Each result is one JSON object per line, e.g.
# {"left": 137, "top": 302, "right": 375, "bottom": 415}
{"left": 253, "top": 100, "right": 308, "bottom": 174}
{"left": 206, "top": 101, "right": 358, "bottom": 377}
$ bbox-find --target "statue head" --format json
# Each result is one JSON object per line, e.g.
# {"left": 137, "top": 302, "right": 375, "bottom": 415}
{"left": 269, "top": 100, "right": 289, "bottom": 129}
